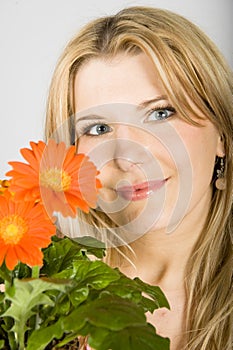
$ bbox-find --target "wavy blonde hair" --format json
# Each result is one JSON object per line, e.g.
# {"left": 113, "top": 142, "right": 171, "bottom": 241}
{"left": 45, "top": 6, "right": 233, "bottom": 349}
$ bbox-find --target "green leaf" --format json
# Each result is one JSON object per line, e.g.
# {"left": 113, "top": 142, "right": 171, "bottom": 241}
{"left": 3, "top": 279, "right": 65, "bottom": 320}
{"left": 103, "top": 272, "right": 169, "bottom": 313}
{"left": 26, "top": 319, "right": 64, "bottom": 350}
{"left": 72, "top": 260, "right": 120, "bottom": 289}
{"left": 134, "top": 278, "right": 170, "bottom": 310}
{"left": 53, "top": 260, "right": 120, "bottom": 307}
{"left": 57, "top": 296, "right": 71, "bottom": 315}
{"left": 3, "top": 278, "right": 68, "bottom": 347}
{"left": 72, "top": 236, "right": 105, "bottom": 249}
{"left": 54, "top": 332, "right": 80, "bottom": 348}
{"left": 69, "top": 286, "right": 89, "bottom": 307}
{"left": 13, "top": 262, "right": 31, "bottom": 279}
{"left": 0, "top": 262, "right": 13, "bottom": 283}
{"left": 71, "top": 236, "right": 106, "bottom": 258}
{"left": 89, "top": 323, "right": 170, "bottom": 350}
{"left": 42, "top": 236, "right": 106, "bottom": 278}
{"left": 62, "top": 294, "right": 147, "bottom": 332}
{"left": 104, "top": 274, "right": 143, "bottom": 303}
{"left": 59, "top": 294, "right": 170, "bottom": 350}
{"left": 54, "top": 260, "right": 120, "bottom": 292}
{"left": 139, "top": 295, "right": 161, "bottom": 313}
{"left": 41, "top": 238, "right": 84, "bottom": 276}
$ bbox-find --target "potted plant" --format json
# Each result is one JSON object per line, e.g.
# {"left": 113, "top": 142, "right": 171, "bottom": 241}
{"left": 0, "top": 140, "right": 170, "bottom": 350}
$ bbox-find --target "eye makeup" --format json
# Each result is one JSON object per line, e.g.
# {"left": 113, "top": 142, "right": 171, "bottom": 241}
{"left": 76, "top": 119, "right": 112, "bottom": 137}
{"left": 144, "top": 104, "right": 176, "bottom": 122}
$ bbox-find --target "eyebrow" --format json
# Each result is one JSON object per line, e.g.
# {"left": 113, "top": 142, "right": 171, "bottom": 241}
{"left": 138, "top": 95, "right": 168, "bottom": 109}
{"left": 76, "top": 114, "right": 106, "bottom": 124}
{"left": 76, "top": 95, "right": 168, "bottom": 123}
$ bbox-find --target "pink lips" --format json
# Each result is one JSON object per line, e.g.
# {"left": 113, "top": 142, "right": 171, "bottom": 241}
{"left": 116, "top": 179, "right": 167, "bottom": 201}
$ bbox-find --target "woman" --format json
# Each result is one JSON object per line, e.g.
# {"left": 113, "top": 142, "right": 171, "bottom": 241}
{"left": 45, "top": 6, "right": 233, "bottom": 350}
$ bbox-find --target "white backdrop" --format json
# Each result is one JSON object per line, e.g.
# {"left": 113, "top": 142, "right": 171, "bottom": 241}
{"left": 0, "top": 0, "right": 232, "bottom": 178}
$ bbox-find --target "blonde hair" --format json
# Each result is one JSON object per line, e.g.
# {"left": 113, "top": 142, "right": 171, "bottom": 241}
{"left": 45, "top": 6, "right": 233, "bottom": 349}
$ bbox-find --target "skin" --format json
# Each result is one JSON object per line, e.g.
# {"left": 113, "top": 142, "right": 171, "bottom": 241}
{"left": 74, "top": 53, "right": 225, "bottom": 349}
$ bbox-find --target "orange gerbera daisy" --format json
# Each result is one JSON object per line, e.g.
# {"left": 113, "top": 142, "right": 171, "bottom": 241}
{"left": 0, "top": 190, "right": 55, "bottom": 270}
{"left": 6, "top": 140, "right": 102, "bottom": 218}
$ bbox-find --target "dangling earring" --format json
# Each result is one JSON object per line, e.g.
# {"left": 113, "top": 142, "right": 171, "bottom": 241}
{"left": 215, "top": 157, "right": 226, "bottom": 190}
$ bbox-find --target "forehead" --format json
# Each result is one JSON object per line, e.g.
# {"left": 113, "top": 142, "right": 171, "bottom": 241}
{"left": 74, "top": 53, "right": 166, "bottom": 112}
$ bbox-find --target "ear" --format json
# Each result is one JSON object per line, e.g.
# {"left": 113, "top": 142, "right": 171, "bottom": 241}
{"left": 216, "top": 134, "right": 225, "bottom": 157}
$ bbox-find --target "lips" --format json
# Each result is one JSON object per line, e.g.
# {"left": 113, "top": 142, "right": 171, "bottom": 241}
{"left": 116, "top": 179, "right": 168, "bottom": 201}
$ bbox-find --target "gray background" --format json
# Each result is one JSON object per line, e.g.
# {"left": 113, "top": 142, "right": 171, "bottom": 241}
{"left": 0, "top": 0, "right": 232, "bottom": 178}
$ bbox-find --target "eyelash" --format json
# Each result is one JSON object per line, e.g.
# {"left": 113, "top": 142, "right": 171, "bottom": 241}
{"left": 145, "top": 104, "right": 176, "bottom": 122}
{"left": 78, "top": 121, "right": 111, "bottom": 137}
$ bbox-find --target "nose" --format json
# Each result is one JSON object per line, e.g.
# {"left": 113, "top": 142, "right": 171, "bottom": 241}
{"left": 114, "top": 157, "right": 139, "bottom": 172}
{"left": 113, "top": 125, "right": 149, "bottom": 172}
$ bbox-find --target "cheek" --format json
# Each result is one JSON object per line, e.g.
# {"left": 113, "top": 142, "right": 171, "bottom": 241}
{"left": 77, "top": 137, "right": 110, "bottom": 171}
{"left": 178, "top": 126, "right": 218, "bottom": 191}
{"left": 77, "top": 134, "right": 116, "bottom": 186}
{"left": 77, "top": 137, "right": 94, "bottom": 154}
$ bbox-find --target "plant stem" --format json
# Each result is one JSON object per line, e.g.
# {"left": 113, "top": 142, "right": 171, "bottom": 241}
{"left": 30, "top": 266, "right": 41, "bottom": 332}
{"left": 4, "top": 279, "right": 11, "bottom": 293}
{"left": 18, "top": 327, "right": 25, "bottom": 350}
{"left": 31, "top": 265, "right": 40, "bottom": 279}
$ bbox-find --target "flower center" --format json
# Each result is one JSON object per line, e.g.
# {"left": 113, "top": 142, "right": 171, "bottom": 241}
{"left": 0, "top": 215, "right": 28, "bottom": 244}
{"left": 40, "top": 168, "right": 71, "bottom": 192}
{"left": 0, "top": 179, "right": 10, "bottom": 195}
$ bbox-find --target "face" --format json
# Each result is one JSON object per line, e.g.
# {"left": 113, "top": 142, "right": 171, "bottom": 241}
{"left": 74, "top": 53, "right": 224, "bottom": 243}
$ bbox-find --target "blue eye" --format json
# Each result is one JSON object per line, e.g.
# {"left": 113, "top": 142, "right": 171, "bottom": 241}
{"left": 84, "top": 123, "right": 112, "bottom": 136}
{"left": 146, "top": 107, "right": 176, "bottom": 122}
